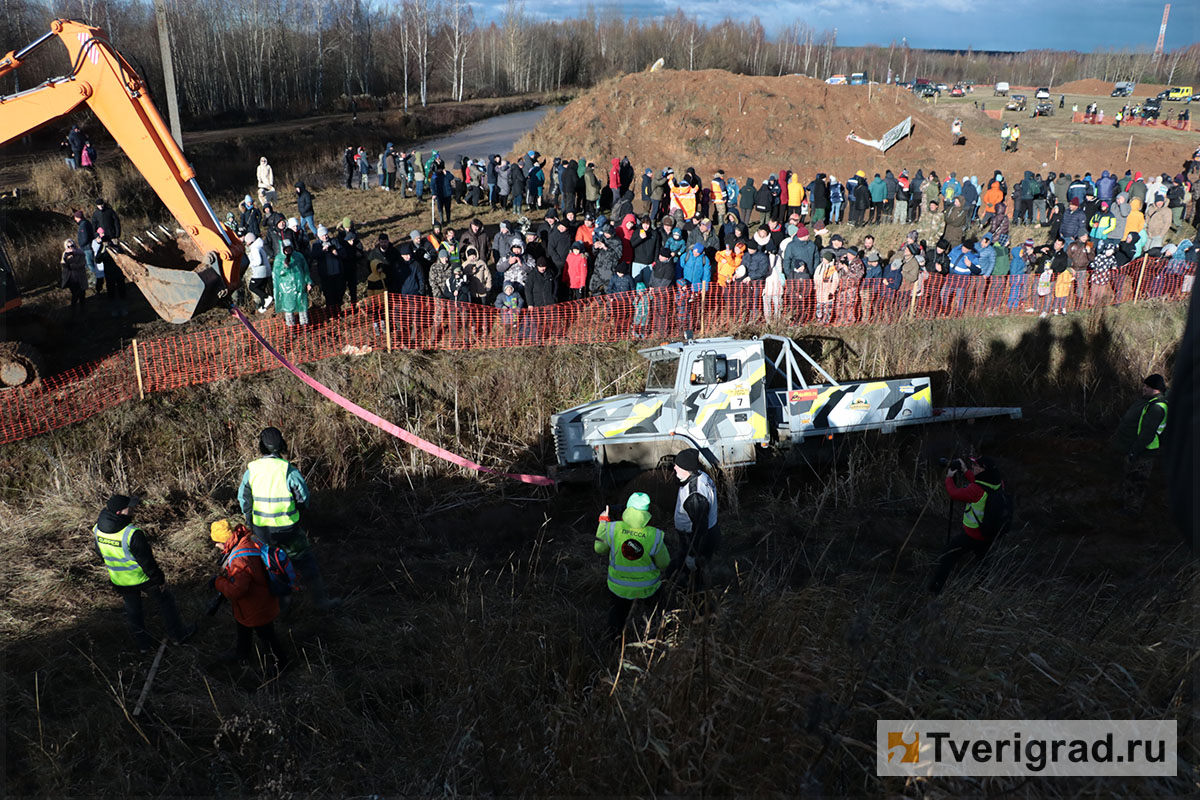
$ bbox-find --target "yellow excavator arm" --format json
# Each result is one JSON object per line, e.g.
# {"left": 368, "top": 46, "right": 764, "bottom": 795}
{"left": 0, "top": 19, "right": 243, "bottom": 323}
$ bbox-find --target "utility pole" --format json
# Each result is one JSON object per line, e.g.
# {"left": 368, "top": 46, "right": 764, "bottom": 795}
{"left": 1153, "top": 3, "right": 1169, "bottom": 59}
{"left": 153, "top": 0, "right": 183, "bottom": 147}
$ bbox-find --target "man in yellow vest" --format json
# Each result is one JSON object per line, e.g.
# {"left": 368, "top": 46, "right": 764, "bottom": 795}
{"left": 1114, "top": 374, "right": 1169, "bottom": 514}
{"left": 93, "top": 494, "right": 195, "bottom": 651}
{"left": 929, "top": 456, "right": 1010, "bottom": 594}
{"left": 595, "top": 492, "right": 671, "bottom": 640}
{"left": 238, "top": 427, "right": 339, "bottom": 610}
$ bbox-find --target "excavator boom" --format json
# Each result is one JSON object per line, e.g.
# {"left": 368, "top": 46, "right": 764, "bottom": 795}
{"left": 0, "top": 19, "right": 243, "bottom": 323}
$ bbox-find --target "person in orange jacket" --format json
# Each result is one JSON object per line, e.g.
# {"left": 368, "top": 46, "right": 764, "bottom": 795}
{"left": 715, "top": 241, "right": 744, "bottom": 286}
{"left": 209, "top": 520, "right": 289, "bottom": 668}
{"left": 981, "top": 181, "right": 1005, "bottom": 225}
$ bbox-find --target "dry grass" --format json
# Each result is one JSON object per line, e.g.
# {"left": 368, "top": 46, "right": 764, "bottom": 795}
{"left": 0, "top": 304, "right": 1195, "bottom": 796}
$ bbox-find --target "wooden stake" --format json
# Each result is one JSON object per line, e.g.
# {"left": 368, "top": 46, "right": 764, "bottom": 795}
{"left": 1125, "top": 134, "right": 1133, "bottom": 162}
{"left": 1054, "top": 139, "right": 1059, "bottom": 161}
{"left": 699, "top": 286, "right": 707, "bottom": 335}
{"left": 1133, "top": 256, "right": 1149, "bottom": 302}
{"left": 133, "top": 641, "right": 167, "bottom": 717}
{"left": 868, "top": 82, "right": 872, "bottom": 104}
{"left": 384, "top": 295, "right": 393, "bottom": 352}
{"left": 131, "top": 338, "right": 146, "bottom": 400}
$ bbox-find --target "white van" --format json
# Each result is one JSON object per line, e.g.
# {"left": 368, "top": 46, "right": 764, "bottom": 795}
{"left": 994, "top": 82, "right": 1010, "bottom": 96}
{"left": 1035, "top": 87, "right": 1051, "bottom": 99}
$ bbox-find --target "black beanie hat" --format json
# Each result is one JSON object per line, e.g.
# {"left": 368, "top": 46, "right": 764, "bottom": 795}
{"left": 259, "top": 426, "right": 285, "bottom": 454}
{"left": 106, "top": 494, "right": 131, "bottom": 513}
{"left": 674, "top": 448, "right": 701, "bottom": 473}
{"left": 1144, "top": 374, "right": 1167, "bottom": 392}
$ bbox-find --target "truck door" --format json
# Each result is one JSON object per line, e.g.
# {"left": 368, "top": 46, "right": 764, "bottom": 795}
{"left": 678, "top": 342, "right": 769, "bottom": 446}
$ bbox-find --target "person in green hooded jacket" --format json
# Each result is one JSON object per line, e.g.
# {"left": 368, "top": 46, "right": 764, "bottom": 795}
{"left": 594, "top": 492, "right": 671, "bottom": 640}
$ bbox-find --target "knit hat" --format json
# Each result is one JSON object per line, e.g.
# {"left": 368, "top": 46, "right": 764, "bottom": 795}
{"left": 210, "top": 519, "right": 234, "bottom": 544}
{"left": 627, "top": 492, "right": 651, "bottom": 512}
{"left": 674, "top": 448, "right": 701, "bottom": 473}
{"left": 317, "top": 225, "right": 329, "bottom": 237}
{"left": 259, "top": 426, "right": 285, "bottom": 454}
{"left": 1144, "top": 374, "right": 1167, "bottom": 392}
{"left": 342, "top": 217, "right": 353, "bottom": 229}
{"left": 796, "top": 225, "right": 809, "bottom": 237}
{"left": 105, "top": 494, "right": 132, "bottom": 513}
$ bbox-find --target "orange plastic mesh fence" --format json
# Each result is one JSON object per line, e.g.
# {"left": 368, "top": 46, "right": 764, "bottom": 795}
{"left": 0, "top": 256, "right": 1192, "bottom": 445}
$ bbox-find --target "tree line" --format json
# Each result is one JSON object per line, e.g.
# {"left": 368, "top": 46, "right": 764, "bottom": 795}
{"left": 3, "top": 0, "right": 1198, "bottom": 123}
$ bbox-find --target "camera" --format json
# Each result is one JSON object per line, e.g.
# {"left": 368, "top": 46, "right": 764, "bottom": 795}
{"left": 938, "top": 457, "right": 965, "bottom": 472}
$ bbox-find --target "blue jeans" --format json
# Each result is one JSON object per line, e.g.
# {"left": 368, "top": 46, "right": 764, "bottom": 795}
{"left": 82, "top": 244, "right": 99, "bottom": 280}
{"left": 301, "top": 215, "right": 318, "bottom": 238}
{"left": 831, "top": 201, "right": 843, "bottom": 222}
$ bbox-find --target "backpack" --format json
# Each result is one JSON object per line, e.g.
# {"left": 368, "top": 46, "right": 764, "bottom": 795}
{"left": 231, "top": 540, "right": 298, "bottom": 596}
{"left": 976, "top": 482, "right": 1013, "bottom": 540}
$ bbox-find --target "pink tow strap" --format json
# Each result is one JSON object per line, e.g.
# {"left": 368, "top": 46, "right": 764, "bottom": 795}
{"left": 232, "top": 307, "right": 555, "bottom": 486}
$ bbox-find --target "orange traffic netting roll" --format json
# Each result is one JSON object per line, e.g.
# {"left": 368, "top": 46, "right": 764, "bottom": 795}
{"left": 0, "top": 256, "right": 1192, "bottom": 445}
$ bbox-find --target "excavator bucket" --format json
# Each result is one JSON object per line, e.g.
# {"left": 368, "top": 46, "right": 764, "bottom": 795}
{"left": 113, "top": 236, "right": 227, "bottom": 324}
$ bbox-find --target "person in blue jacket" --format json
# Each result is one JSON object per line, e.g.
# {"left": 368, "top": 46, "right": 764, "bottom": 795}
{"left": 680, "top": 242, "right": 711, "bottom": 290}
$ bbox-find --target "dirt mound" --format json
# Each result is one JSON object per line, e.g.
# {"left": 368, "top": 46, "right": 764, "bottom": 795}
{"left": 519, "top": 69, "right": 1190, "bottom": 188}
{"left": 1053, "top": 78, "right": 1170, "bottom": 97}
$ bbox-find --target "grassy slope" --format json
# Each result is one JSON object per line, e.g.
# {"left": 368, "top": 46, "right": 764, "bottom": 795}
{"left": 1, "top": 302, "right": 1194, "bottom": 797}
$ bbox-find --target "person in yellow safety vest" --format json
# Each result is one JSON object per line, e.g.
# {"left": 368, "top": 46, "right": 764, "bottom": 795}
{"left": 93, "top": 493, "right": 196, "bottom": 651}
{"left": 1113, "top": 374, "right": 1169, "bottom": 514}
{"left": 238, "top": 427, "right": 340, "bottom": 610}
{"left": 710, "top": 171, "right": 728, "bottom": 223}
{"left": 594, "top": 492, "right": 671, "bottom": 640}
{"left": 929, "top": 456, "right": 1010, "bottom": 594}
{"left": 1010, "top": 124, "right": 1021, "bottom": 151}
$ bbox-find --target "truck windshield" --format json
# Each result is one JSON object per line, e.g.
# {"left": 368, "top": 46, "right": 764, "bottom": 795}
{"left": 646, "top": 356, "right": 679, "bottom": 391}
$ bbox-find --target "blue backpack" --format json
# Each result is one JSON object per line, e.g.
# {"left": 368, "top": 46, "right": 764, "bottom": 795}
{"left": 230, "top": 540, "right": 298, "bottom": 596}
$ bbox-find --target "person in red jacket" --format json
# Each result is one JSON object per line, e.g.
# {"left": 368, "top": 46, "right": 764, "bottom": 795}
{"left": 565, "top": 241, "right": 589, "bottom": 301}
{"left": 210, "top": 520, "right": 289, "bottom": 668}
{"left": 929, "top": 457, "right": 1010, "bottom": 594}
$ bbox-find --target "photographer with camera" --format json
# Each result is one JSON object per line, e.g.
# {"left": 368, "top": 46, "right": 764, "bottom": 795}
{"left": 929, "top": 456, "right": 1011, "bottom": 594}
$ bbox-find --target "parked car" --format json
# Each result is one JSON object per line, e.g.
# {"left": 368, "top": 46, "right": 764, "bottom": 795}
{"left": 1032, "top": 102, "right": 1054, "bottom": 117}
{"left": 950, "top": 86, "right": 964, "bottom": 97}
{"left": 1157, "top": 86, "right": 1193, "bottom": 102}
{"left": 936, "top": 83, "right": 948, "bottom": 92}
{"left": 994, "top": 81, "right": 1010, "bottom": 96}
{"left": 1005, "top": 94, "right": 1027, "bottom": 112}
{"left": 916, "top": 85, "right": 938, "bottom": 98}
{"left": 1111, "top": 81, "right": 1135, "bottom": 97}
{"left": 1035, "top": 87, "right": 1051, "bottom": 100}
{"left": 1142, "top": 98, "right": 1162, "bottom": 119}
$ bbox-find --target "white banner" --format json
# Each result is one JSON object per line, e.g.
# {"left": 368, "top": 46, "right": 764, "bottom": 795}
{"left": 845, "top": 116, "right": 911, "bottom": 152}
{"left": 879, "top": 115, "right": 912, "bottom": 151}
{"left": 877, "top": 719, "right": 1177, "bottom": 777}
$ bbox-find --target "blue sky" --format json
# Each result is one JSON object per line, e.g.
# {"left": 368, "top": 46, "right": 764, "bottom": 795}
{"left": 499, "top": 0, "right": 1198, "bottom": 52}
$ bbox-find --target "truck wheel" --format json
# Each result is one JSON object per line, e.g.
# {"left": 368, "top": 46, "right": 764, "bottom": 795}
{"left": 0, "top": 341, "right": 45, "bottom": 389}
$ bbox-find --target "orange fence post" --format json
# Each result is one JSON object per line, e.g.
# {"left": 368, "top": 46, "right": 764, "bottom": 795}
{"left": 131, "top": 338, "right": 145, "bottom": 400}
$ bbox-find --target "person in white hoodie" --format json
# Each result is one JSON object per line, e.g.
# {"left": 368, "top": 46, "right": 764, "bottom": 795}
{"left": 256, "top": 157, "right": 276, "bottom": 205}
{"left": 244, "top": 232, "right": 273, "bottom": 312}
